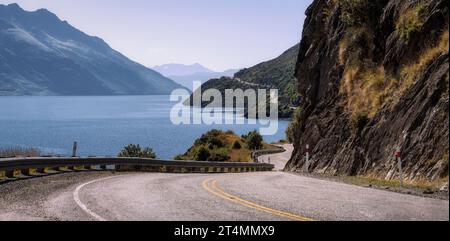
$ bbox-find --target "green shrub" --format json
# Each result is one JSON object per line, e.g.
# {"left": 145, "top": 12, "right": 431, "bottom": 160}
{"left": 194, "top": 146, "right": 211, "bottom": 161}
{"left": 396, "top": 3, "right": 428, "bottom": 41}
{"left": 118, "top": 144, "right": 156, "bottom": 158}
{"left": 225, "top": 130, "right": 235, "bottom": 135}
{"left": 286, "top": 108, "right": 301, "bottom": 143}
{"left": 351, "top": 111, "right": 370, "bottom": 133}
{"left": 118, "top": 144, "right": 140, "bottom": 157}
{"left": 0, "top": 146, "right": 41, "bottom": 158}
{"left": 284, "top": 81, "right": 301, "bottom": 106}
{"left": 194, "top": 129, "right": 225, "bottom": 148}
{"left": 245, "top": 130, "right": 263, "bottom": 150}
{"left": 399, "top": 30, "right": 448, "bottom": 95}
{"left": 343, "top": 28, "right": 371, "bottom": 67}
{"left": 174, "top": 154, "right": 188, "bottom": 160}
{"left": 207, "top": 153, "right": 230, "bottom": 162}
{"left": 140, "top": 147, "right": 157, "bottom": 159}
{"left": 208, "top": 137, "right": 224, "bottom": 148}
{"left": 340, "top": 0, "right": 366, "bottom": 26}
{"left": 279, "top": 105, "right": 295, "bottom": 119}
{"left": 232, "top": 140, "right": 242, "bottom": 150}
{"left": 206, "top": 129, "right": 222, "bottom": 137}
{"left": 443, "top": 153, "right": 449, "bottom": 161}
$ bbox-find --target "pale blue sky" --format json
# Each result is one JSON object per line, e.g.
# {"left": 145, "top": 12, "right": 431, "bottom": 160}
{"left": 0, "top": 0, "right": 311, "bottom": 71}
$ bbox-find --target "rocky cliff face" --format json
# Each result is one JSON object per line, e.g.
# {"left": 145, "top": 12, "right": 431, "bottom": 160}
{"left": 286, "top": 0, "right": 449, "bottom": 186}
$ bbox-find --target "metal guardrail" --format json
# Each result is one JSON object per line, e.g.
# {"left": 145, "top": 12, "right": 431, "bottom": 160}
{"left": 252, "top": 146, "right": 286, "bottom": 162}
{"left": 0, "top": 157, "right": 274, "bottom": 180}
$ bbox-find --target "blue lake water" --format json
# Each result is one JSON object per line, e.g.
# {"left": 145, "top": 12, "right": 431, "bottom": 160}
{"left": 0, "top": 96, "right": 289, "bottom": 159}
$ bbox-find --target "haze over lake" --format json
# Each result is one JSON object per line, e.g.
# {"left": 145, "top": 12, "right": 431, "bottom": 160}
{"left": 0, "top": 96, "right": 289, "bottom": 159}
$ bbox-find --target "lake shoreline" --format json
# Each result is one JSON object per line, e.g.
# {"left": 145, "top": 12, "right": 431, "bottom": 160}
{"left": 0, "top": 95, "right": 289, "bottom": 159}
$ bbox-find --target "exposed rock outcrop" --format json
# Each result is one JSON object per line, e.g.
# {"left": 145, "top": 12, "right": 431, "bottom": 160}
{"left": 286, "top": 0, "right": 449, "bottom": 185}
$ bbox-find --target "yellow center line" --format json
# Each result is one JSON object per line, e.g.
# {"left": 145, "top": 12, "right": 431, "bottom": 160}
{"left": 211, "top": 180, "right": 315, "bottom": 221}
{"left": 202, "top": 177, "right": 316, "bottom": 221}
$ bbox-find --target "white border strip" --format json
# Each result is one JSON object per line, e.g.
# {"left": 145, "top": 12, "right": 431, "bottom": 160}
{"left": 73, "top": 175, "right": 124, "bottom": 221}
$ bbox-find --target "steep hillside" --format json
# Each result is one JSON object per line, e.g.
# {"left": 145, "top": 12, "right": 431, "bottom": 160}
{"left": 234, "top": 44, "right": 300, "bottom": 106}
{"left": 286, "top": 0, "right": 449, "bottom": 187}
{"left": 186, "top": 44, "right": 300, "bottom": 118}
{"left": 0, "top": 3, "right": 183, "bottom": 95}
{"left": 174, "top": 129, "right": 273, "bottom": 163}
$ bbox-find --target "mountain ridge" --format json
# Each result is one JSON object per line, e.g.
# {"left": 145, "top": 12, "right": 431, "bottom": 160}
{"left": 0, "top": 3, "right": 184, "bottom": 96}
{"left": 152, "top": 63, "right": 239, "bottom": 90}
{"left": 152, "top": 63, "right": 215, "bottom": 76}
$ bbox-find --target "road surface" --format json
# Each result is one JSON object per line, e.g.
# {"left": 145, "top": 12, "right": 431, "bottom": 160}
{"left": 258, "top": 144, "right": 294, "bottom": 170}
{"left": 0, "top": 145, "right": 448, "bottom": 221}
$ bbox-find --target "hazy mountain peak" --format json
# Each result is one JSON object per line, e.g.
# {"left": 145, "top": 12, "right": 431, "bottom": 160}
{"left": 0, "top": 3, "right": 184, "bottom": 96}
{"left": 0, "top": 3, "right": 22, "bottom": 15}
{"left": 4, "top": 3, "right": 21, "bottom": 9}
{"left": 34, "top": 8, "right": 57, "bottom": 17}
{"left": 1, "top": 4, "right": 55, "bottom": 19}
{"left": 152, "top": 63, "right": 215, "bottom": 77}
{"left": 152, "top": 63, "right": 240, "bottom": 90}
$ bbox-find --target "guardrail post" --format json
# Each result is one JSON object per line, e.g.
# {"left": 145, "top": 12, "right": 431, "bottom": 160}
{"left": 395, "top": 147, "right": 403, "bottom": 187}
{"left": 7, "top": 169, "right": 22, "bottom": 178}
{"left": 58, "top": 166, "right": 70, "bottom": 172}
{"left": 304, "top": 144, "right": 310, "bottom": 173}
{"left": 24, "top": 168, "right": 37, "bottom": 176}
{"left": 72, "top": 141, "right": 78, "bottom": 157}
{"left": 0, "top": 170, "right": 6, "bottom": 180}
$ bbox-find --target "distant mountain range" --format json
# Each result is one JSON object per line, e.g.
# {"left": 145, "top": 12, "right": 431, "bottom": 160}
{"left": 0, "top": 3, "right": 184, "bottom": 96}
{"left": 152, "top": 63, "right": 239, "bottom": 90}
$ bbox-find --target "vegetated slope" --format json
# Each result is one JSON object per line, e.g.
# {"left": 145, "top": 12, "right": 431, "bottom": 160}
{"left": 0, "top": 3, "right": 183, "bottom": 96}
{"left": 286, "top": 0, "right": 449, "bottom": 188}
{"left": 174, "top": 129, "right": 273, "bottom": 163}
{"left": 186, "top": 44, "right": 300, "bottom": 118}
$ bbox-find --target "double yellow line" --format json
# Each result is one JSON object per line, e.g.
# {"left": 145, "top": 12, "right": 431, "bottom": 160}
{"left": 202, "top": 177, "right": 315, "bottom": 221}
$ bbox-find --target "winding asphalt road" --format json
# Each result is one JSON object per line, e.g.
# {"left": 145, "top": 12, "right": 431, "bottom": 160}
{"left": 0, "top": 145, "right": 448, "bottom": 221}
{"left": 258, "top": 144, "right": 294, "bottom": 170}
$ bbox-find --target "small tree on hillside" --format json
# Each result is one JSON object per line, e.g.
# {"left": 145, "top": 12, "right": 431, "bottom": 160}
{"left": 140, "top": 147, "right": 157, "bottom": 159}
{"left": 118, "top": 144, "right": 156, "bottom": 159}
{"left": 194, "top": 146, "right": 211, "bottom": 161}
{"left": 245, "top": 130, "right": 263, "bottom": 150}
{"left": 232, "top": 140, "right": 242, "bottom": 149}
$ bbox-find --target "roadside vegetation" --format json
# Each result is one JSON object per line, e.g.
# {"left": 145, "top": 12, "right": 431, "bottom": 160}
{"left": 0, "top": 147, "right": 41, "bottom": 158}
{"left": 398, "top": 28, "right": 449, "bottom": 96}
{"left": 335, "top": 0, "right": 448, "bottom": 135}
{"left": 339, "top": 175, "right": 448, "bottom": 192}
{"left": 272, "top": 139, "right": 288, "bottom": 145}
{"left": 174, "top": 129, "right": 273, "bottom": 162}
{"left": 351, "top": 111, "right": 370, "bottom": 134}
{"left": 285, "top": 108, "right": 301, "bottom": 143}
{"left": 118, "top": 144, "right": 157, "bottom": 158}
{"left": 396, "top": 2, "right": 428, "bottom": 42}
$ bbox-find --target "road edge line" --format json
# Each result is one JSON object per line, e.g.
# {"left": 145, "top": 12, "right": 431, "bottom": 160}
{"left": 73, "top": 175, "right": 125, "bottom": 221}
